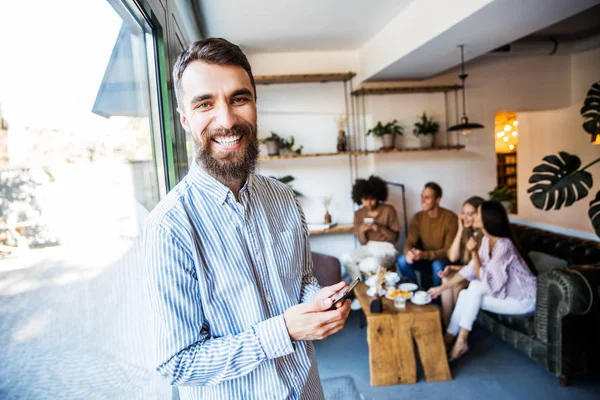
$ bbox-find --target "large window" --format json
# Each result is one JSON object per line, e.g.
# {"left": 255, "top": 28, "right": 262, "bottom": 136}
{"left": 0, "top": 0, "right": 170, "bottom": 397}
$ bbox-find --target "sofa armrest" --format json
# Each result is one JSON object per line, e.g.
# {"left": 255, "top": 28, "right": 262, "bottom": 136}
{"left": 534, "top": 268, "right": 593, "bottom": 345}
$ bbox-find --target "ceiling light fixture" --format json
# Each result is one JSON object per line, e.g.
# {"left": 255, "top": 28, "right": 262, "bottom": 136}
{"left": 448, "top": 45, "right": 485, "bottom": 136}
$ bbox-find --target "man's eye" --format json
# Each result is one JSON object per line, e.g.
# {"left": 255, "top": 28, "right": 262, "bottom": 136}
{"left": 233, "top": 97, "right": 249, "bottom": 104}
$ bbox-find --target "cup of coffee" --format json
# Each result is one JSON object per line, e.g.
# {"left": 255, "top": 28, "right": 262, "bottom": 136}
{"left": 363, "top": 217, "right": 374, "bottom": 224}
{"left": 414, "top": 290, "right": 430, "bottom": 303}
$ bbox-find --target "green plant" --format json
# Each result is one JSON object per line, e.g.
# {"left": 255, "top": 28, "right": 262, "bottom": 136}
{"left": 489, "top": 185, "right": 516, "bottom": 202}
{"left": 271, "top": 175, "right": 303, "bottom": 197}
{"left": 366, "top": 120, "right": 404, "bottom": 138}
{"left": 260, "top": 131, "right": 303, "bottom": 154}
{"left": 413, "top": 112, "right": 440, "bottom": 136}
{"left": 260, "top": 131, "right": 283, "bottom": 145}
{"left": 278, "top": 135, "right": 304, "bottom": 155}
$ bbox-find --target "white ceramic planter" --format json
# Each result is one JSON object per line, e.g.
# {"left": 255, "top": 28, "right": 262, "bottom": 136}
{"left": 265, "top": 140, "right": 279, "bottom": 156}
{"left": 382, "top": 134, "right": 395, "bottom": 149}
{"left": 418, "top": 135, "right": 434, "bottom": 148}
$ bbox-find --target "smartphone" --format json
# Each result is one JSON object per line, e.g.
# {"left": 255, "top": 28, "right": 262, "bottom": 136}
{"left": 328, "top": 277, "right": 361, "bottom": 310}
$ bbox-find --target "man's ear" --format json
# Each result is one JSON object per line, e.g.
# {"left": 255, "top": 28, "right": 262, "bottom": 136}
{"left": 177, "top": 107, "right": 191, "bottom": 133}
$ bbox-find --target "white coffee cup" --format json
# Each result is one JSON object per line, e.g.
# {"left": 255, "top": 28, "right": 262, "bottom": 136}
{"left": 364, "top": 217, "right": 374, "bottom": 224}
{"left": 414, "top": 290, "right": 429, "bottom": 303}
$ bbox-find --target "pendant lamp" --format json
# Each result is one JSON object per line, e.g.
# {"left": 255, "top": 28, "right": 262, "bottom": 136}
{"left": 448, "top": 45, "right": 484, "bottom": 136}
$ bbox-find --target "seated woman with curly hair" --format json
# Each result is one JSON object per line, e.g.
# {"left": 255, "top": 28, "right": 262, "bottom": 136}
{"left": 341, "top": 175, "right": 400, "bottom": 310}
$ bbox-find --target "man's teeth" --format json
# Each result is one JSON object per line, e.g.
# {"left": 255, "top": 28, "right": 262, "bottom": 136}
{"left": 214, "top": 135, "right": 241, "bottom": 145}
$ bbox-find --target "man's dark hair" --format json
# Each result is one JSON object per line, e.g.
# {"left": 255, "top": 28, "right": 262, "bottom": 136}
{"left": 424, "top": 182, "right": 443, "bottom": 199}
{"left": 351, "top": 175, "right": 388, "bottom": 205}
{"left": 172, "top": 38, "right": 256, "bottom": 107}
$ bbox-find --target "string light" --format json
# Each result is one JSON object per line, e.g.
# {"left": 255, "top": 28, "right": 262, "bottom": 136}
{"left": 509, "top": 144, "right": 515, "bottom": 150}
{"left": 497, "top": 132, "right": 505, "bottom": 138}
{"left": 504, "top": 125, "right": 511, "bottom": 132}
{"left": 503, "top": 136, "right": 509, "bottom": 142}
{"left": 512, "top": 131, "right": 518, "bottom": 137}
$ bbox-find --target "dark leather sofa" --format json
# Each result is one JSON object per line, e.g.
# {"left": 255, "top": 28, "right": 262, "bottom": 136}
{"left": 476, "top": 223, "right": 600, "bottom": 386}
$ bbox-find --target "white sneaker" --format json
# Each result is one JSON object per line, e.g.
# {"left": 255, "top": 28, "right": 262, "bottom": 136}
{"left": 350, "top": 298, "right": 362, "bottom": 311}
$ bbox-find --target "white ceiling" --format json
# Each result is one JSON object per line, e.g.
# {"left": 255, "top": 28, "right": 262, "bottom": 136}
{"left": 196, "top": 0, "right": 415, "bottom": 52}
{"left": 194, "top": 0, "right": 600, "bottom": 81}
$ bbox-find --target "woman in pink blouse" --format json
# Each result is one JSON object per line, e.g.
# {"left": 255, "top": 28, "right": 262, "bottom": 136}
{"left": 428, "top": 201, "right": 537, "bottom": 362}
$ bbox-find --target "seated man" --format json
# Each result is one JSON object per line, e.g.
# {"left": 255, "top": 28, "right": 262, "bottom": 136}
{"left": 397, "top": 182, "right": 457, "bottom": 289}
{"left": 341, "top": 175, "right": 400, "bottom": 310}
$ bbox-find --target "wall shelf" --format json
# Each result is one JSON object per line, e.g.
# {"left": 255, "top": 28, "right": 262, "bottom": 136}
{"left": 309, "top": 224, "right": 353, "bottom": 236}
{"left": 255, "top": 72, "right": 356, "bottom": 85}
{"left": 258, "top": 145, "right": 465, "bottom": 161}
{"left": 351, "top": 85, "right": 462, "bottom": 96}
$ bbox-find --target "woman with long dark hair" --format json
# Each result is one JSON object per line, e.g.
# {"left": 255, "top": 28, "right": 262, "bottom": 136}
{"left": 428, "top": 201, "right": 537, "bottom": 362}
{"left": 437, "top": 196, "right": 485, "bottom": 328}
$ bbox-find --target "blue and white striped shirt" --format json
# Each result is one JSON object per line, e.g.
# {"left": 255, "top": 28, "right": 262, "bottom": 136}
{"left": 145, "top": 161, "right": 324, "bottom": 400}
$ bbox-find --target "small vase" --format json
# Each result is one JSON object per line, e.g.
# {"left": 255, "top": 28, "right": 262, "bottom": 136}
{"left": 324, "top": 210, "right": 332, "bottom": 224}
{"left": 382, "top": 134, "right": 395, "bottom": 149}
{"left": 337, "top": 130, "right": 347, "bottom": 152}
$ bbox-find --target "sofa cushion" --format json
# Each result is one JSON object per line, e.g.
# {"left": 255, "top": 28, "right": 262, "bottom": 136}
{"left": 528, "top": 250, "right": 568, "bottom": 274}
{"left": 481, "top": 310, "right": 535, "bottom": 336}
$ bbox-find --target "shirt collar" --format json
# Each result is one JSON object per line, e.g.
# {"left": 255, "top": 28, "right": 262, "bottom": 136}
{"left": 188, "top": 160, "right": 253, "bottom": 205}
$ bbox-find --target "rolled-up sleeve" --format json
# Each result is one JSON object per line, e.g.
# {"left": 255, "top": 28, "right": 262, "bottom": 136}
{"left": 145, "top": 225, "right": 294, "bottom": 387}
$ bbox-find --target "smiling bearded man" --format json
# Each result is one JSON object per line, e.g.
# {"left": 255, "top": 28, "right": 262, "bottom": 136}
{"left": 144, "top": 38, "right": 351, "bottom": 400}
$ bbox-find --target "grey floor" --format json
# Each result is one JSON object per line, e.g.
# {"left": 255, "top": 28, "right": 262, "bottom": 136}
{"left": 314, "top": 311, "right": 600, "bottom": 400}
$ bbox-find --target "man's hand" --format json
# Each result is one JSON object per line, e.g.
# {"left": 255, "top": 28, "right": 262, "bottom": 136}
{"left": 284, "top": 282, "right": 351, "bottom": 341}
{"left": 405, "top": 249, "right": 415, "bottom": 264}
{"left": 412, "top": 248, "right": 424, "bottom": 261}
{"left": 312, "top": 281, "right": 348, "bottom": 307}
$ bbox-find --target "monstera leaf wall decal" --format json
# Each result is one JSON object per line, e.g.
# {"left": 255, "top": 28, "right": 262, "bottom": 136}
{"left": 528, "top": 80, "right": 600, "bottom": 238}
{"left": 528, "top": 152, "right": 600, "bottom": 237}
{"left": 589, "top": 191, "right": 600, "bottom": 237}
{"left": 581, "top": 80, "right": 600, "bottom": 142}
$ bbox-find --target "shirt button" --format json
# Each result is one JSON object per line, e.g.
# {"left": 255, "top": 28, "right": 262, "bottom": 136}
{"left": 266, "top": 296, "right": 272, "bottom": 303}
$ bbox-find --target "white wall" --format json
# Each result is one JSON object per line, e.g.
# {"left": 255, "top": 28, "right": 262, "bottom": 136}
{"left": 249, "top": 49, "right": 589, "bottom": 257}
{"left": 517, "top": 47, "right": 600, "bottom": 236}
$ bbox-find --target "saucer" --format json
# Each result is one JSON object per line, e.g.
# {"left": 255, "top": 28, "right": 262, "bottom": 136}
{"left": 398, "top": 283, "right": 418, "bottom": 292}
{"left": 410, "top": 296, "right": 432, "bottom": 305}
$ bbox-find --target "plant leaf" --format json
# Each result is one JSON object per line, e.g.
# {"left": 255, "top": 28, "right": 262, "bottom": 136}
{"left": 589, "top": 190, "right": 600, "bottom": 238}
{"left": 527, "top": 151, "right": 593, "bottom": 210}
{"left": 580, "top": 81, "right": 600, "bottom": 135}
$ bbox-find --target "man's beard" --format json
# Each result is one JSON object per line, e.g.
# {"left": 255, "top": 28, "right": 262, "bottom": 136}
{"left": 195, "top": 123, "right": 259, "bottom": 182}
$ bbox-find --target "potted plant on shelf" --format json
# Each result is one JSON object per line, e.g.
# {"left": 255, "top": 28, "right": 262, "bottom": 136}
{"left": 413, "top": 112, "right": 440, "bottom": 148}
{"left": 278, "top": 135, "right": 304, "bottom": 156}
{"left": 367, "top": 119, "right": 404, "bottom": 150}
{"left": 260, "top": 132, "right": 283, "bottom": 156}
{"left": 489, "top": 185, "right": 516, "bottom": 214}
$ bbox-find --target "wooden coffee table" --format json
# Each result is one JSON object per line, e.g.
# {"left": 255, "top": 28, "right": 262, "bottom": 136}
{"left": 354, "top": 281, "right": 452, "bottom": 386}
